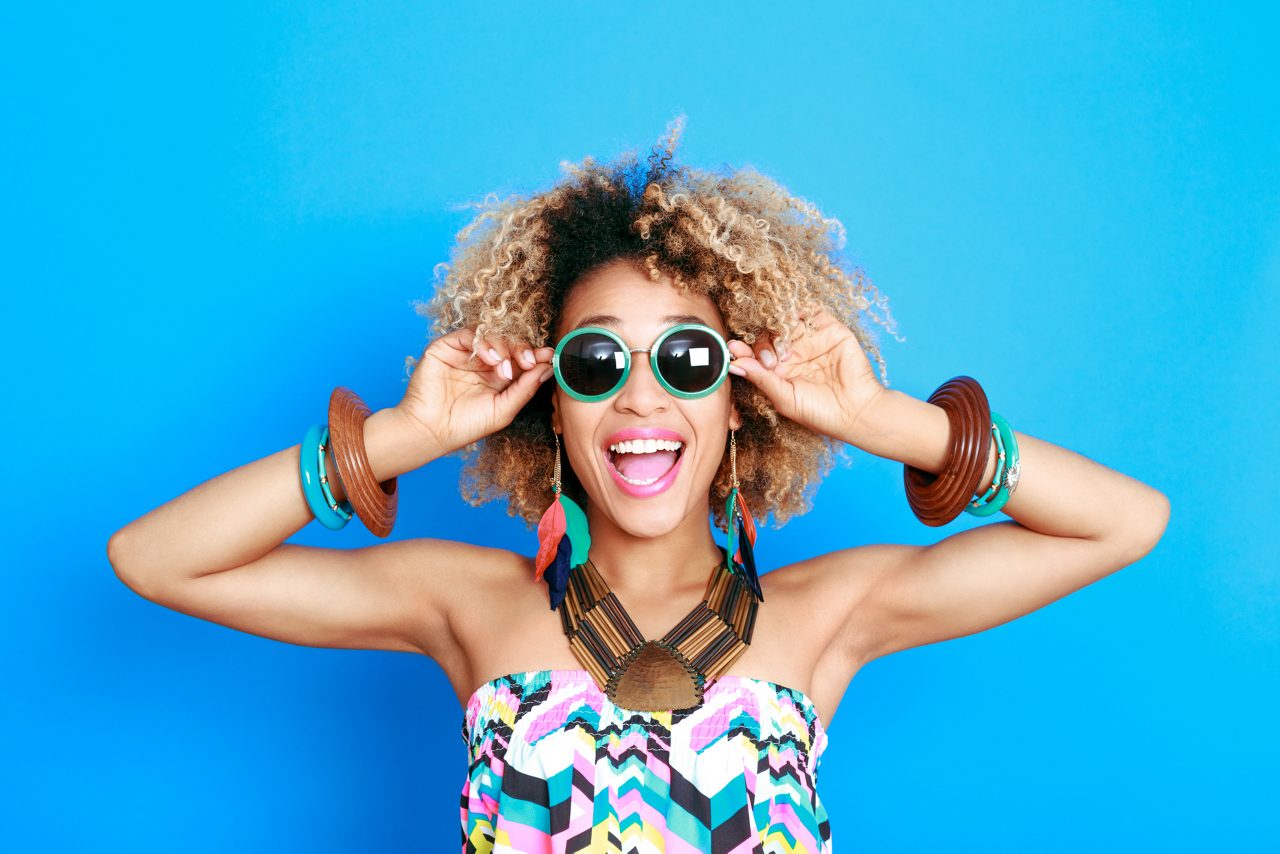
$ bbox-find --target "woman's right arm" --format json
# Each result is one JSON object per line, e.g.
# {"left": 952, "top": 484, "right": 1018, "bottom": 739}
{"left": 106, "top": 408, "right": 469, "bottom": 658}
{"left": 106, "top": 329, "right": 556, "bottom": 663}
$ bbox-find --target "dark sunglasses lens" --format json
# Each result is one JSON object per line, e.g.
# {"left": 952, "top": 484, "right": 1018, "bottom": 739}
{"left": 559, "top": 332, "right": 625, "bottom": 396}
{"left": 657, "top": 329, "right": 724, "bottom": 393}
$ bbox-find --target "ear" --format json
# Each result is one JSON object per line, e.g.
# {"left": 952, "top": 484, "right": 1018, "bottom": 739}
{"left": 551, "top": 388, "right": 562, "bottom": 435}
{"left": 729, "top": 404, "right": 742, "bottom": 432}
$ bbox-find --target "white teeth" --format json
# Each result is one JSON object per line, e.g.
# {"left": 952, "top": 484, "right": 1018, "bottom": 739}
{"left": 607, "top": 439, "right": 683, "bottom": 454}
{"left": 606, "top": 438, "right": 683, "bottom": 487}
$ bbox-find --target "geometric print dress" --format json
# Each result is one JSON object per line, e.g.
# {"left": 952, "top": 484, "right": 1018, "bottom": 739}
{"left": 461, "top": 668, "right": 831, "bottom": 853}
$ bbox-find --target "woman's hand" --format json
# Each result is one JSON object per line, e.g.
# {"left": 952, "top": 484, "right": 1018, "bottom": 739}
{"left": 727, "top": 309, "right": 886, "bottom": 445}
{"left": 396, "top": 328, "right": 555, "bottom": 457}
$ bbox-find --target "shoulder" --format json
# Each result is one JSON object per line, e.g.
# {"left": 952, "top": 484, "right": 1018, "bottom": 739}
{"left": 768, "top": 542, "right": 916, "bottom": 595}
{"left": 766, "top": 542, "right": 920, "bottom": 666}
{"left": 392, "top": 537, "right": 534, "bottom": 597}
{"left": 382, "top": 537, "right": 537, "bottom": 644}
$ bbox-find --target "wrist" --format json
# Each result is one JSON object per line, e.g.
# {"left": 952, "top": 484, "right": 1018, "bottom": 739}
{"left": 323, "top": 407, "right": 441, "bottom": 505}
{"left": 373, "top": 406, "right": 448, "bottom": 474}
{"left": 850, "top": 388, "right": 1000, "bottom": 483}
{"left": 844, "top": 388, "right": 952, "bottom": 472}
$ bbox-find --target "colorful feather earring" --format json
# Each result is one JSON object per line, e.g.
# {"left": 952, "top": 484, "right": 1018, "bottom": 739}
{"left": 534, "top": 431, "right": 591, "bottom": 611}
{"left": 723, "top": 429, "right": 763, "bottom": 602}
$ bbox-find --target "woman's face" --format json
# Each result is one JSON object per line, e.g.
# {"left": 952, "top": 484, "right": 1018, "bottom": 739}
{"left": 551, "top": 260, "right": 741, "bottom": 539}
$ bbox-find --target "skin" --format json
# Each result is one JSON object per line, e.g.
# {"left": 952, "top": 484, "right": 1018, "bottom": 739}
{"left": 548, "top": 264, "right": 743, "bottom": 602}
{"left": 107, "top": 259, "right": 1171, "bottom": 730}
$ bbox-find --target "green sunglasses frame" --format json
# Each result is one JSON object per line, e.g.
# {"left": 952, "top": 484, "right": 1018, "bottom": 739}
{"left": 551, "top": 322, "right": 732, "bottom": 402}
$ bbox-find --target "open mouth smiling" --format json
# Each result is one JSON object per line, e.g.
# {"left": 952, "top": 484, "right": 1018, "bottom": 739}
{"left": 601, "top": 429, "right": 687, "bottom": 497}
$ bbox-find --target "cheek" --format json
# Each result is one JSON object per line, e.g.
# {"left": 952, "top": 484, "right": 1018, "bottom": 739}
{"left": 557, "top": 409, "right": 601, "bottom": 470}
{"left": 690, "top": 395, "right": 734, "bottom": 434}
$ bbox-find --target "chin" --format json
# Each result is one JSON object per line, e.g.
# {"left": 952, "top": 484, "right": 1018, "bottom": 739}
{"left": 621, "top": 513, "right": 684, "bottom": 540}
{"left": 598, "top": 492, "right": 697, "bottom": 540}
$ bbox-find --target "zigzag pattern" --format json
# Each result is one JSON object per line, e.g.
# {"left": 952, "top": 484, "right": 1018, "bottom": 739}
{"left": 461, "top": 669, "right": 830, "bottom": 853}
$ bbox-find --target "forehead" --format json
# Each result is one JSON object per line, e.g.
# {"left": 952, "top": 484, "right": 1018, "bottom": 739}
{"left": 558, "top": 262, "right": 725, "bottom": 337}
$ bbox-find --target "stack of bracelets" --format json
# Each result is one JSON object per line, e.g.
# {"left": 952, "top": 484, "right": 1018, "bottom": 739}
{"left": 906, "top": 375, "right": 1022, "bottom": 525}
{"left": 298, "top": 387, "right": 398, "bottom": 536}
{"left": 298, "top": 377, "right": 1019, "bottom": 534}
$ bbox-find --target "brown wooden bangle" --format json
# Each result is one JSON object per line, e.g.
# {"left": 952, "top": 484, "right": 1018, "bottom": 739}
{"left": 904, "top": 376, "right": 993, "bottom": 526}
{"left": 910, "top": 382, "right": 970, "bottom": 522}
{"left": 327, "top": 387, "right": 397, "bottom": 537}
{"left": 934, "top": 380, "right": 986, "bottom": 514}
{"left": 904, "top": 382, "right": 976, "bottom": 525}
{"left": 906, "top": 377, "right": 988, "bottom": 524}
{"left": 905, "top": 377, "right": 990, "bottom": 525}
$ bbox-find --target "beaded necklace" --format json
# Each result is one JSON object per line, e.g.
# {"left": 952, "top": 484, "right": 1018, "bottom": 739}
{"left": 556, "top": 547, "right": 759, "bottom": 712}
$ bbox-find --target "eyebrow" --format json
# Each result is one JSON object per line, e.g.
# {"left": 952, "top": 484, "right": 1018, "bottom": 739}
{"left": 572, "top": 313, "right": 711, "bottom": 329}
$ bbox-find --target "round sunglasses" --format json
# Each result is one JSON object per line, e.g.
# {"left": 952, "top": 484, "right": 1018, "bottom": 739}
{"left": 552, "top": 323, "right": 732, "bottom": 402}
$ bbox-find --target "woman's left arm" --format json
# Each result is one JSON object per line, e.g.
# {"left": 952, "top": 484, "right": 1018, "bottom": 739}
{"left": 727, "top": 311, "right": 1171, "bottom": 664}
{"left": 830, "top": 386, "right": 1170, "bottom": 661}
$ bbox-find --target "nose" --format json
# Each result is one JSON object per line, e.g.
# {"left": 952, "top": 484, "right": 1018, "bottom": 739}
{"left": 613, "top": 348, "right": 668, "bottom": 416}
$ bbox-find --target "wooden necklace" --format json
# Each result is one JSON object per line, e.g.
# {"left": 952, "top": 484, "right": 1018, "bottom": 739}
{"left": 534, "top": 431, "right": 764, "bottom": 712}
{"left": 556, "top": 546, "right": 760, "bottom": 712}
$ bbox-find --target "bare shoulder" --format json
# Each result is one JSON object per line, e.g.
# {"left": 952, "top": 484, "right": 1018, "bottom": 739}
{"left": 366, "top": 537, "right": 531, "bottom": 663}
{"left": 397, "top": 537, "right": 561, "bottom": 702}
{"left": 393, "top": 536, "right": 532, "bottom": 616}
{"left": 766, "top": 542, "right": 920, "bottom": 667}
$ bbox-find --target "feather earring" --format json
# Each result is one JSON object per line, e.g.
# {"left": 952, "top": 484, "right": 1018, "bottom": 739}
{"left": 724, "top": 429, "right": 763, "bottom": 602}
{"left": 534, "top": 431, "right": 591, "bottom": 610}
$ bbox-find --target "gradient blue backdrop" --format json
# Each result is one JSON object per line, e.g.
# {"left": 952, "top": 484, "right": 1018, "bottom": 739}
{"left": 5, "top": 1, "right": 1277, "bottom": 851}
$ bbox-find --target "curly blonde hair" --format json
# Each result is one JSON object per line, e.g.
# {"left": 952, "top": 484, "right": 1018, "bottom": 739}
{"left": 413, "top": 117, "right": 900, "bottom": 532}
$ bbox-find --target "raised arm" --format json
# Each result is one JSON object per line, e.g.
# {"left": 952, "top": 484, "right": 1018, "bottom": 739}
{"left": 107, "top": 329, "right": 557, "bottom": 664}
{"left": 723, "top": 309, "right": 1170, "bottom": 669}
{"left": 809, "top": 388, "right": 1170, "bottom": 665}
{"left": 106, "top": 407, "right": 466, "bottom": 657}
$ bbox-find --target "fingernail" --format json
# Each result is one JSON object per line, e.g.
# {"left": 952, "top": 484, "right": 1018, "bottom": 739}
{"left": 521, "top": 350, "right": 534, "bottom": 366}
{"left": 728, "top": 365, "right": 746, "bottom": 377}
{"left": 488, "top": 348, "right": 501, "bottom": 363}
{"left": 540, "top": 367, "right": 554, "bottom": 381}
{"left": 761, "top": 349, "right": 777, "bottom": 368}
{"left": 500, "top": 359, "right": 513, "bottom": 380}
{"left": 777, "top": 346, "right": 789, "bottom": 361}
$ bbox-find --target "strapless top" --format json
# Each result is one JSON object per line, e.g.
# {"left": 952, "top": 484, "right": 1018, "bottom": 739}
{"left": 460, "top": 668, "right": 830, "bottom": 853}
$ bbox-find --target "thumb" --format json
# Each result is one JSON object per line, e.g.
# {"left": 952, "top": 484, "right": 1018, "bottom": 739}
{"left": 493, "top": 363, "right": 555, "bottom": 419}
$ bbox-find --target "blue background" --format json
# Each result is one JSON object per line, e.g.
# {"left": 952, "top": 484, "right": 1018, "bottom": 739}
{"left": 5, "top": 1, "right": 1277, "bottom": 851}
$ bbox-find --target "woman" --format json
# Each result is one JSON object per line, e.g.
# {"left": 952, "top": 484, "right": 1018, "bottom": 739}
{"left": 107, "top": 122, "right": 1170, "bottom": 853}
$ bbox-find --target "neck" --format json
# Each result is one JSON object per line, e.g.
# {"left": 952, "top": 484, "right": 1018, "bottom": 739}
{"left": 583, "top": 500, "right": 725, "bottom": 600}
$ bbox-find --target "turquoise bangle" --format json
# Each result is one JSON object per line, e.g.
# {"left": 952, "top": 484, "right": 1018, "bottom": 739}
{"left": 965, "top": 412, "right": 1020, "bottom": 517}
{"left": 317, "top": 426, "right": 354, "bottom": 523}
{"left": 969, "top": 420, "right": 1008, "bottom": 507}
{"left": 995, "top": 411, "right": 1021, "bottom": 500}
{"left": 300, "top": 424, "right": 352, "bottom": 530}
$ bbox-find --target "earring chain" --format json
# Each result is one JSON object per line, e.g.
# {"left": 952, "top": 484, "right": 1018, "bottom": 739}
{"left": 730, "top": 429, "right": 739, "bottom": 490}
{"left": 552, "top": 432, "right": 562, "bottom": 496}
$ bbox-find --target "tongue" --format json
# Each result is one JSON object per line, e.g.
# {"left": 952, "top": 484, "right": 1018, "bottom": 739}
{"left": 614, "top": 450, "right": 678, "bottom": 480}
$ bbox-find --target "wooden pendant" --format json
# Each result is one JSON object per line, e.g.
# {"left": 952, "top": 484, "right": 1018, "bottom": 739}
{"left": 607, "top": 642, "right": 701, "bottom": 711}
{"left": 557, "top": 549, "right": 759, "bottom": 712}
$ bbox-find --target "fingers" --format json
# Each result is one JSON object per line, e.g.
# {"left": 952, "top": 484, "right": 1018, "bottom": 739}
{"left": 725, "top": 333, "right": 795, "bottom": 405}
{"left": 484, "top": 336, "right": 515, "bottom": 380}
{"left": 493, "top": 342, "right": 558, "bottom": 418}
{"left": 459, "top": 330, "right": 555, "bottom": 387}
{"left": 494, "top": 337, "right": 554, "bottom": 383}
{"left": 727, "top": 334, "right": 783, "bottom": 375}
{"left": 431, "top": 328, "right": 558, "bottom": 393}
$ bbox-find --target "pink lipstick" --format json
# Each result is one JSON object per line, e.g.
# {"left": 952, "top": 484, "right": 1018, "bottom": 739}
{"left": 601, "top": 428, "right": 687, "bottom": 498}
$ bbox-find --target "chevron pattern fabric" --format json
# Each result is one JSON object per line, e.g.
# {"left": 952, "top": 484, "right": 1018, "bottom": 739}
{"left": 461, "top": 668, "right": 830, "bottom": 853}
